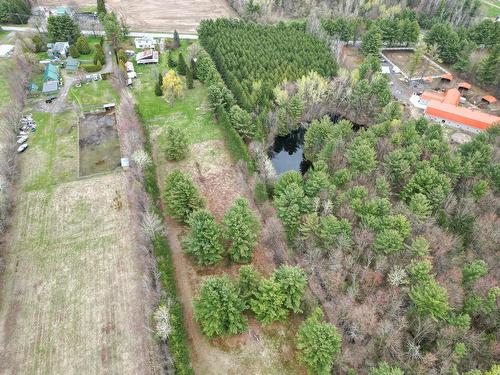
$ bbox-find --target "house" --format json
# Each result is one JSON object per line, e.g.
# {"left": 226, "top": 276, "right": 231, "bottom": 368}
{"left": 458, "top": 82, "right": 471, "bottom": 92}
{"left": 136, "top": 49, "right": 159, "bottom": 64}
{"left": 42, "top": 63, "right": 60, "bottom": 94}
{"left": 440, "top": 73, "right": 453, "bottom": 82}
{"left": 415, "top": 88, "right": 500, "bottom": 133}
{"left": 47, "top": 42, "right": 69, "bottom": 59}
{"left": 134, "top": 36, "right": 156, "bottom": 50}
{"left": 65, "top": 57, "right": 80, "bottom": 72}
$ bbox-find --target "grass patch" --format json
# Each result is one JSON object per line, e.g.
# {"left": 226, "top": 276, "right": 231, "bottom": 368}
{"left": 22, "top": 111, "right": 78, "bottom": 192}
{"left": 69, "top": 80, "right": 119, "bottom": 108}
{"left": 0, "top": 59, "right": 12, "bottom": 112}
{"left": 481, "top": 1, "right": 500, "bottom": 17}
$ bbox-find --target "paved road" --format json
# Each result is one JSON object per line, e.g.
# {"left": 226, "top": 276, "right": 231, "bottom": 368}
{"left": 0, "top": 25, "right": 198, "bottom": 39}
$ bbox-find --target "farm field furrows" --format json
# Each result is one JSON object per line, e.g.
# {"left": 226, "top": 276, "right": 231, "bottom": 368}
{"left": 35, "top": 0, "right": 237, "bottom": 33}
{"left": 0, "top": 109, "right": 161, "bottom": 374}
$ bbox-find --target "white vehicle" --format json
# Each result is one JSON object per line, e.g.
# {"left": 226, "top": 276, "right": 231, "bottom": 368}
{"left": 17, "top": 135, "right": 28, "bottom": 144}
{"left": 17, "top": 143, "right": 28, "bottom": 153}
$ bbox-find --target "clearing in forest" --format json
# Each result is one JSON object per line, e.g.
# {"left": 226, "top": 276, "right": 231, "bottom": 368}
{"left": 133, "top": 48, "right": 302, "bottom": 374}
{"left": 0, "top": 108, "right": 161, "bottom": 374}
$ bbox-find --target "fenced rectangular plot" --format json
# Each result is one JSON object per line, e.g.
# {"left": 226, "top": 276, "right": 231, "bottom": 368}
{"left": 78, "top": 111, "right": 121, "bottom": 177}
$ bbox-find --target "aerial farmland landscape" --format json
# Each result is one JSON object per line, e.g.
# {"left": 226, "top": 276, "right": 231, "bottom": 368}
{"left": 0, "top": 0, "right": 499, "bottom": 374}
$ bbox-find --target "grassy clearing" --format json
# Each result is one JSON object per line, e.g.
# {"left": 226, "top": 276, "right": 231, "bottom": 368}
{"left": 0, "top": 59, "right": 12, "bottom": 111}
{"left": 69, "top": 80, "right": 119, "bottom": 107}
{"left": 480, "top": 0, "right": 500, "bottom": 17}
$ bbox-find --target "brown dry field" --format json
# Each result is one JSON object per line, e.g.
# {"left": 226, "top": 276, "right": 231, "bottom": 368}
{"left": 383, "top": 50, "right": 443, "bottom": 77}
{"left": 37, "top": 0, "right": 237, "bottom": 33}
{"left": 0, "top": 110, "right": 161, "bottom": 374}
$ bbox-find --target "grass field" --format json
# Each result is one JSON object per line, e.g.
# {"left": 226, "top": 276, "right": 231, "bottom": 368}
{"left": 69, "top": 80, "right": 119, "bottom": 108}
{"left": 480, "top": 0, "right": 500, "bottom": 17}
{"left": 0, "top": 60, "right": 12, "bottom": 110}
{"left": 0, "top": 103, "right": 161, "bottom": 372}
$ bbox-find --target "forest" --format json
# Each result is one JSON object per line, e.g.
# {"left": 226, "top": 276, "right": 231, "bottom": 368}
{"left": 193, "top": 13, "right": 500, "bottom": 374}
{"left": 198, "top": 19, "right": 338, "bottom": 111}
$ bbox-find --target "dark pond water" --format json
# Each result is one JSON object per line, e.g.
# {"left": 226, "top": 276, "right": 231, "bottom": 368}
{"left": 269, "top": 114, "right": 362, "bottom": 176}
{"left": 269, "top": 127, "right": 312, "bottom": 176}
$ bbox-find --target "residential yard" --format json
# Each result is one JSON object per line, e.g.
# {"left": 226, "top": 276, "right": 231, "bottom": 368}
{"left": 69, "top": 80, "right": 119, "bottom": 108}
{"left": 0, "top": 78, "right": 162, "bottom": 373}
{"left": 132, "top": 49, "right": 302, "bottom": 375}
{"left": 383, "top": 49, "right": 444, "bottom": 77}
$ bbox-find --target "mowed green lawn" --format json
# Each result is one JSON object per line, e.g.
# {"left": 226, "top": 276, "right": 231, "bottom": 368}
{"left": 69, "top": 79, "right": 119, "bottom": 108}
{"left": 132, "top": 41, "right": 222, "bottom": 145}
{"left": 481, "top": 0, "right": 500, "bottom": 17}
{"left": 0, "top": 59, "right": 12, "bottom": 112}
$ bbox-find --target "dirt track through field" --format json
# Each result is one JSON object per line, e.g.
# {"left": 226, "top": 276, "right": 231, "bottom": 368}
{"left": 36, "top": 0, "right": 237, "bottom": 33}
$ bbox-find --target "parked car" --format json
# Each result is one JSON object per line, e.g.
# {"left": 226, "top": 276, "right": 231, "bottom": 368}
{"left": 45, "top": 96, "right": 57, "bottom": 103}
{"left": 17, "top": 143, "right": 28, "bottom": 153}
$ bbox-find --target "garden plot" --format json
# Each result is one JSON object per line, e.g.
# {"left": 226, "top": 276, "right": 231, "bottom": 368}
{"left": 78, "top": 111, "right": 121, "bottom": 177}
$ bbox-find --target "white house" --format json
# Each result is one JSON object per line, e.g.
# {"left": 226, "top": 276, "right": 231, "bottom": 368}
{"left": 47, "top": 42, "right": 69, "bottom": 59}
{"left": 134, "top": 36, "right": 156, "bottom": 50}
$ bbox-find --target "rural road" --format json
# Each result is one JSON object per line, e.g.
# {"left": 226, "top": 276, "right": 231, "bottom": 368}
{"left": 0, "top": 25, "right": 199, "bottom": 39}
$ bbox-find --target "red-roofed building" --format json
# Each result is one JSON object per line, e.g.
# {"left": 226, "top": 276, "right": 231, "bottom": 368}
{"left": 425, "top": 101, "right": 500, "bottom": 133}
{"left": 413, "top": 89, "right": 500, "bottom": 133}
{"left": 441, "top": 73, "right": 453, "bottom": 81}
{"left": 482, "top": 95, "right": 497, "bottom": 104}
{"left": 458, "top": 82, "right": 471, "bottom": 90}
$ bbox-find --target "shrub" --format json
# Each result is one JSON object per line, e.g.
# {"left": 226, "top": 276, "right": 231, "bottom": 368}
{"left": 368, "top": 362, "right": 404, "bottom": 375}
{"left": 462, "top": 260, "right": 487, "bottom": 285}
{"left": 32, "top": 35, "right": 46, "bottom": 52}
{"left": 222, "top": 198, "right": 260, "bottom": 263}
{"left": 75, "top": 35, "right": 91, "bottom": 54}
{"left": 184, "top": 209, "right": 224, "bottom": 266}
{"left": 82, "top": 62, "right": 102, "bottom": 72}
{"left": 254, "top": 181, "right": 268, "bottom": 204}
{"left": 194, "top": 275, "right": 248, "bottom": 337}
{"left": 69, "top": 44, "right": 80, "bottom": 58}
{"left": 163, "top": 169, "right": 203, "bottom": 223}
{"left": 163, "top": 126, "right": 189, "bottom": 161}
{"left": 296, "top": 308, "right": 342, "bottom": 375}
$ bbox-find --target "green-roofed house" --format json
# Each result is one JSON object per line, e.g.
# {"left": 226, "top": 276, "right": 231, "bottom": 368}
{"left": 42, "top": 64, "right": 60, "bottom": 94}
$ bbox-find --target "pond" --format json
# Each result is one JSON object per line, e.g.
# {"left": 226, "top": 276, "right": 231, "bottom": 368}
{"left": 268, "top": 114, "right": 361, "bottom": 176}
{"left": 79, "top": 111, "right": 121, "bottom": 177}
{"left": 268, "top": 127, "right": 312, "bottom": 176}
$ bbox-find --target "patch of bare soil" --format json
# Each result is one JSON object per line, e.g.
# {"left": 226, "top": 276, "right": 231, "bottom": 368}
{"left": 151, "top": 132, "right": 300, "bottom": 374}
{"left": 37, "top": 0, "right": 237, "bottom": 33}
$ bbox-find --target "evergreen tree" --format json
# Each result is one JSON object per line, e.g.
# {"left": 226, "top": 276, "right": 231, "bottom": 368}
{"left": 167, "top": 50, "right": 176, "bottom": 68}
{"left": 402, "top": 164, "right": 451, "bottom": 210}
{"left": 296, "top": 308, "right": 342, "bottom": 375}
{"left": 155, "top": 72, "right": 163, "bottom": 96}
{"left": 97, "top": 0, "right": 107, "bottom": 17}
{"left": 163, "top": 126, "right": 189, "bottom": 161}
{"left": 361, "top": 25, "right": 383, "bottom": 56}
{"left": 229, "top": 104, "right": 255, "bottom": 139}
{"left": 184, "top": 209, "right": 224, "bottom": 266}
{"left": 163, "top": 169, "right": 203, "bottom": 223}
{"left": 409, "top": 279, "right": 451, "bottom": 321}
{"left": 186, "top": 67, "right": 194, "bottom": 89}
{"left": 69, "top": 44, "right": 80, "bottom": 58}
{"left": 47, "top": 14, "right": 81, "bottom": 43}
{"left": 424, "top": 22, "right": 461, "bottom": 64}
{"left": 103, "top": 12, "right": 127, "bottom": 61}
{"left": 173, "top": 29, "right": 180, "bottom": 48}
{"left": 75, "top": 35, "right": 91, "bottom": 54}
{"left": 194, "top": 275, "right": 248, "bottom": 337}
{"left": 190, "top": 58, "right": 197, "bottom": 79}
{"left": 476, "top": 46, "right": 499, "bottom": 86}
{"left": 272, "top": 265, "right": 307, "bottom": 313}
{"left": 346, "top": 138, "right": 377, "bottom": 173}
{"left": 238, "top": 264, "right": 261, "bottom": 309}
{"left": 222, "top": 198, "right": 260, "bottom": 264}
{"left": 251, "top": 278, "right": 288, "bottom": 325}
{"left": 177, "top": 52, "right": 187, "bottom": 75}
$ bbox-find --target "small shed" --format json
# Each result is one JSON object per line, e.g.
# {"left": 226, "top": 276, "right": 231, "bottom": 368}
{"left": 441, "top": 73, "right": 453, "bottom": 82}
{"left": 42, "top": 81, "right": 59, "bottom": 94}
{"left": 482, "top": 95, "right": 497, "bottom": 104}
{"left": 28, "top": 83, "right": 39, "bottom": 92}
{"left": 103, "top": 103, "right": 116, "bottom": 111}
{"left": 458, "top": 82, "right": 471, "bottom": 91}
{"left": 65, "top": 57, "right": 80, "bottom": 72}
{"left": 381, "top": 66, "right": 391, "bottom": 74}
